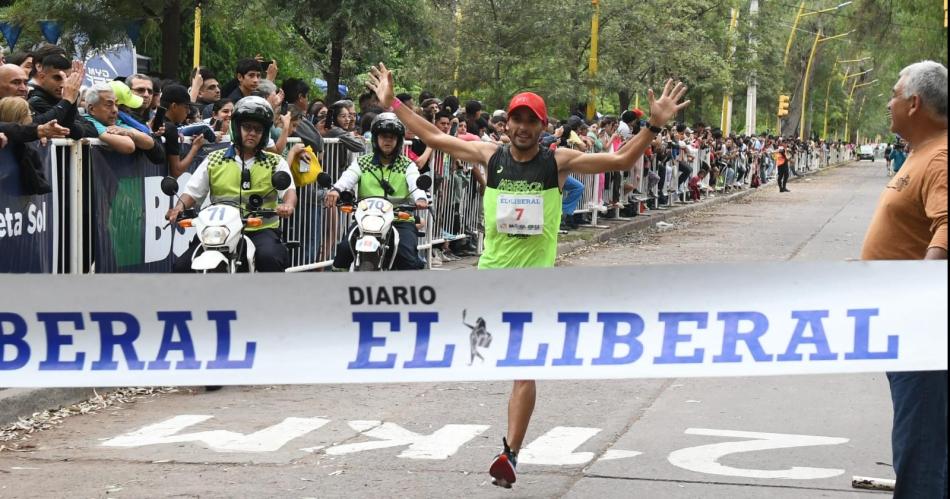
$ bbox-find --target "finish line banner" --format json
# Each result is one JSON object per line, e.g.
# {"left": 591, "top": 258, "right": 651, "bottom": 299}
{"left": 0, "top": 261, "right": 946, "bottom": 387}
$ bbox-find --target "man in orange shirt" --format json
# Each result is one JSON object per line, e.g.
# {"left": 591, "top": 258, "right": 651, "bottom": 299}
{"left": 861, "top": 60, "right": 947, "bottom": 499}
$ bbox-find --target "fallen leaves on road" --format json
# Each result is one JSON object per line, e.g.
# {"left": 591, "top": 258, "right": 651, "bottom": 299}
{"left": 0, "top": 387, "right": 178, "bottom": 452}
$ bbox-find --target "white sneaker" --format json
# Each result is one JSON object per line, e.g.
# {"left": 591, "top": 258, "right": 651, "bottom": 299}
{"left": 431, "top": 250, "right": 443, "bottom": 267}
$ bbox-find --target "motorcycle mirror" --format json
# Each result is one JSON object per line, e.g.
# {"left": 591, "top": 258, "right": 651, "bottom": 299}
{"left": 248, "top": 194, "right": 264, "bottom": 210}
{"left": 415, "top": 175, "right": 432, "bottom": 191}
{"left": 340, "top": 191, "right": 355, "bottom": 203}
{"left": 160, "top": 176, "right": 180, "bottom": 197}
{"left": 316, "top": 172, "right": 332, "bottom": 189}
{"left": 271, "top": 171, "right": 292, "bottom": 191}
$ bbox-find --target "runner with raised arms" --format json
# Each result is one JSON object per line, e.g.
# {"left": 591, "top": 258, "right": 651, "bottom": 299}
{"left": 366, "top": 62, "right": 690, "bottom": 489}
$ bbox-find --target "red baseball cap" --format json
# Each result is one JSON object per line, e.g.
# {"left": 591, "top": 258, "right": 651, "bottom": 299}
{"left": 507, "top": 92, "right": 547, "bottom": 124}
{"left": 631, "top": 108, "right": 645, "bottom": 119}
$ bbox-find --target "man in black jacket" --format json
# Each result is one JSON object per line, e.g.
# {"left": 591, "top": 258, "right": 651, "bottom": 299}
{"left": 1, "top": 64, "right": 70, "bottom": 143}
{"left": 27, "top": 54, "right": 95, "bottom": 139}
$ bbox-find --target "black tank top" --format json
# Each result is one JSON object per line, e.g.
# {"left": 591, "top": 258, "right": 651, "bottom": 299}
{"left": 486, "top": 145, "right": 560, "bottom": 191}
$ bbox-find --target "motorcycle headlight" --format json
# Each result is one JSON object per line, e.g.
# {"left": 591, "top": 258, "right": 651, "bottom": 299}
{"left": 201, "top": 226, "right": 230, "bottom": 246}
{"left": 360, "top": 215, "right": 386, "bottom": 233}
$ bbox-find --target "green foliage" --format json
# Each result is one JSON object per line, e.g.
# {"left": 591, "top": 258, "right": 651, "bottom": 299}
{"left": 1, "top": 0, "right": 160, "bottom": 55}
{"left": 2, "top": 0, "right": 944, "bottom": 137}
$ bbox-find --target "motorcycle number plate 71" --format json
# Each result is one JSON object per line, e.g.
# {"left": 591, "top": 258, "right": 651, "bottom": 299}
{"left": 355, "top": 237, "right": 381, "bottom": 252}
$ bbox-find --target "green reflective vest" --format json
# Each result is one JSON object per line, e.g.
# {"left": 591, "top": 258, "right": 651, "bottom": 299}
{"left": 207, "top": 149, "right": 282, "bottom": 231}
{"left": 357, "top": 154, "right": 414, "bottom": 203}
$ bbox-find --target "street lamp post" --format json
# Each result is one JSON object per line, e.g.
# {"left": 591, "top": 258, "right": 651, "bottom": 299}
{"left": 800, "top": 29, "right": 852, "bottom": 140}
{"left": 721, "top": 7, "right": 740, "bottom": 135}
{"left": 855, "top": 94, "right": 868, "bottom": 144}
{"left": 783, "top": 1, "right": 853, "bottom": 68}
{"left": 842, "top": 65, "right": 873, "bottom": 86}
{"left": 821, "top": 62, "right": 839, "bottom": 140}
{"left": 452, "top": 3, "right": 463, "bottom": 96}
{"left": 823, "top": 59, "right": 872, "bottom": 139}
{"left": 586, "top": 0, "right": 600, "bottom": 122}
{"left": 745, "top": 0, "right": 760, "bottom": 136}
{"left": 843, "top": 78, "right": 878, "bottom": 142}
{"left": 193, "top": 2, "right": 202, "bottom": 69}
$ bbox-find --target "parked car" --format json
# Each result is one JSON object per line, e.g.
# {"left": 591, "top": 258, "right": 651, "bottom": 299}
{"left": 858, "top": 144, "right": 875, "bottom": 161}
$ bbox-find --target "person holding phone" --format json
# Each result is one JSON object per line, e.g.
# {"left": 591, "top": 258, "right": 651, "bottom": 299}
{"left": 160, "top": 85, "right": 206, "bottom": 177}
{"left": 225, "top": 58, "right": 263, "bottom": 103}
{"left": 204, "top": 99, "right": 234, "bottom": 140}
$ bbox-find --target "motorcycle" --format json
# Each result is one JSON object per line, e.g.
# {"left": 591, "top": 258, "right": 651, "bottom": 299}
{"left": 318, "top": 173, "right": 432, "bottom": 271}
{"left": 161, "top": 171, "right": 293, "bottom": 273}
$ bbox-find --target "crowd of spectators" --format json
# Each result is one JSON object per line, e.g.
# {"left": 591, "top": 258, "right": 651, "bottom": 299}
{"left": 1, "top": 43, "right": 853, "bottom": 263}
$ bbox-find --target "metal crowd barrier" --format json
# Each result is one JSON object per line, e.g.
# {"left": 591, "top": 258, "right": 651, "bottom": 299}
{"left": 25, "top": 135, "right": 855, "bottom": 275}
{"left": 281, "top": 138, "right": 357, "bottom": 271}
{"left": 281, "top": 141, "right": 486, "bottom": 271}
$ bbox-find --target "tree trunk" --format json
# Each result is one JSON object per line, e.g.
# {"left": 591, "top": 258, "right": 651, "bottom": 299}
{"left": 161, "top": 0, "right": 181, "bottom": 79}
{"left": 781, "top": 61, "right": 807, "bottom": 137}
{"left": 325, "top": 22, "right": 346, "bottom": 104}
{"left": 619, "top": 89, "right": 630, "bottom": 112}
{"left": 569, "top": 65, "right": 581, "bottom": 116}
{"left": 691, "top": 92, "right": 703, "bottom": 125}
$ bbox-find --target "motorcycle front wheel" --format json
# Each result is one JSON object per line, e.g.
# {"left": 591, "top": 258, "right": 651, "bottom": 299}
{"left": 358, "top": 259, "right": 377, "bottom": 271}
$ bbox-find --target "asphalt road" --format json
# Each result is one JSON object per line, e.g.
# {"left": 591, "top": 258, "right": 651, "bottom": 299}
{"left": 0, "top": 159, "right": 897, "bottom": 499}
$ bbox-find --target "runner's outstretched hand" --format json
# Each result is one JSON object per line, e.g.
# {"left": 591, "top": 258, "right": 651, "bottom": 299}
{"left": 647, "top": 79, "right": 691, "bottom": 127}
{"left": 367, "top": 63, "right": 395, "bottom": 109}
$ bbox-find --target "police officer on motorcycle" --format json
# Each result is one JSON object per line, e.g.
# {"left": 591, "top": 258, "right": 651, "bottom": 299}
{"left": 165, "top": 96, "right": 298, "bottom": 272}
{"left": 325, "top": 112, "right": 428, "bottom": 270}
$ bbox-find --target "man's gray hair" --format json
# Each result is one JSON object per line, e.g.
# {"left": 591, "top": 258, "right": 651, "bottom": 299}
{"left": 125, "top": 73, "right": 152, "bottom": 88}
{"left": 84, "top": 82, "right": 114, "bottom": 107}
{"left": 253, "top": 79, "right": 277, "bottom": 98}
{"left": 899, "top": 60, "right": 948, "bottom": 121}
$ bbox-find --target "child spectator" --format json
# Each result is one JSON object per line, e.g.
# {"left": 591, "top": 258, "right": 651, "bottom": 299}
{"left": 689, "top": 168, "right": 708, "bottom": 202}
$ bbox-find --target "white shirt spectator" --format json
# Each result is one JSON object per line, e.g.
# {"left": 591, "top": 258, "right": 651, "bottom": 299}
{"left": 618, "top": 121, "right": 632, "bottom": 140}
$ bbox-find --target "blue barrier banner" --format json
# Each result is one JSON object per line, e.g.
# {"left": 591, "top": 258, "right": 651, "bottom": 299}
{"left": 91, "top": 146, "right": 175, "bottom": 273}
{"left": 0, "top": 261, "right": 945, "bottom": 387}
{"left": 0, "top": 145, "right": 56, "bottom": 273}
{"left": 90, "top": 142, "right": 227, "bottom": 273}
{"left": 83, "top": 44, "right": 137, "bottom": 88}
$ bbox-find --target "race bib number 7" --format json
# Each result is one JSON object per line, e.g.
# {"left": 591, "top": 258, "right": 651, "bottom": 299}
{"left": 496, "top": 193, "right": 544, "bottom": 235}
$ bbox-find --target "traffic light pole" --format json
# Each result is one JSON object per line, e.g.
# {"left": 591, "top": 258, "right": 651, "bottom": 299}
{"left": 744, "top": 0, "right": 760, "bottom": 135}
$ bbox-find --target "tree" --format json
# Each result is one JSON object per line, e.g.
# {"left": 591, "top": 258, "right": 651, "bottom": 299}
{"left": 3, "top": 0, "right": 945, "bottom": 137}
{"left": 0, "top": 0, "right": 190, "bottom": 78}
{"left": 598, "top": 0, "right": 733, "bottom": 123}
{"left": 275, "top": 0, "right": 432, "bottom": 104}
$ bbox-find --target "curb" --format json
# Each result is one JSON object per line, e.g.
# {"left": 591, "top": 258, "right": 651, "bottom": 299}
{"left": 0, "top": 388, "right": 102, "bottom": 426}
{"left": 557, "top": 188, "right": 758, "bottom": 256}
{"left": 556, "top": 160, "right": 849, "bottom": 257}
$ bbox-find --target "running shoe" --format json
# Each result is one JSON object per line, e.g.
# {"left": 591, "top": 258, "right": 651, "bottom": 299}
{"left": 489, "top": 437, "right": 518, "bottom": 489}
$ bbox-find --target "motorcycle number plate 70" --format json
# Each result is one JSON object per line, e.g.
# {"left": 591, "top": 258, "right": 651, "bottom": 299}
{"left": 355, "top": 237, "right": 381, "bottom": 252}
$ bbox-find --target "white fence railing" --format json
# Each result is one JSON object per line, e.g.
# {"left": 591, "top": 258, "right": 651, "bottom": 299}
{"left": 26, "top": 137, "right": 850, "bottom": 274}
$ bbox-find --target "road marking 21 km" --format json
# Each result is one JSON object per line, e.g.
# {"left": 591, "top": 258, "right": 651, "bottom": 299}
{"left": 102, "top": 415, "right": 330, "bottom": 453}
{"left": 520, "top": 427, "right": 601, "bottom": 465}
{"left": 667, "top": 428, "right": 849, "bottom": 479}
{"left": 321, "top": 420, "right": 489, "bottom": 459}
{"left": 101, "top": 416, "right": 850, "bottom": 480}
